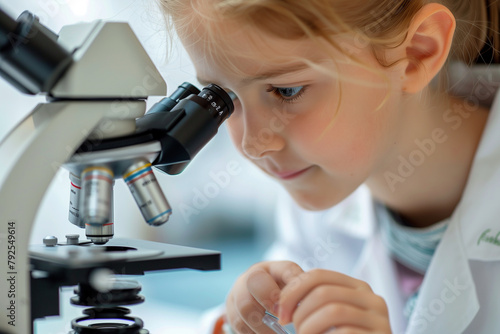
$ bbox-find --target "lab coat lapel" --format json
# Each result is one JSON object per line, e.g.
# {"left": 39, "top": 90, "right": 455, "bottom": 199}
{"left": 405, "top": 219, "right": 479, "bottom": 334}
{"left": 453, "top": 90, "right": 500, "bottom": 261}
{"left": 458, "top": 162, "right": 500, "bottom": 261}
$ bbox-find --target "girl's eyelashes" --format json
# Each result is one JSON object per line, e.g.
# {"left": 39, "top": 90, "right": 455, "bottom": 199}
{"left": 267, "top": 85, "right": 307, "bottom": 103}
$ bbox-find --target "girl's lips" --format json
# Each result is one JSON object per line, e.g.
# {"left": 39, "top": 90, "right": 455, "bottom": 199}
{"left": 273, "top": 166, "right": 312, "bottom": 180}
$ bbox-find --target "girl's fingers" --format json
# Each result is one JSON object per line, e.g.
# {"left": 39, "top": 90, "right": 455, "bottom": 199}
{"left": 278, "top": 269, "right": 372, "bottom": 323}
{"left": 246, "top": 269, "right": 281, "bottom": 313}
{"left": 291, "top": 285, "right": 386, "bottom": 327}
{"left": 226, "top": 296, "right": 255, "bottom": 334}
{"left": 231, "top": 289, "right": 277, "bottom": 334}
{"left": 295, "top": 303, "right": 384, "bottom": 334}
{"left": 323, "top": 328, "right": 370, "bottom": 334}
{"left": 224, "top": 261, "right": 305, "bottom": 334}
{"left": 263, "top": 261, "right": 304, "bottom": 289}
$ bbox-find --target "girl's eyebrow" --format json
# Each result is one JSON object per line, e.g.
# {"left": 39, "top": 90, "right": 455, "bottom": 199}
{"left": 196, "top": 62, "right": 311, "bottom": 87}
{"left": 242, "top": 62, "right": 310, "bottom": 83}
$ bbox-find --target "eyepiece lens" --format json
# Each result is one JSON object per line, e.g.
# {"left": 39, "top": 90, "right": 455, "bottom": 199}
{"left": 198, "top": 84, "right": 234, "bottom": 124}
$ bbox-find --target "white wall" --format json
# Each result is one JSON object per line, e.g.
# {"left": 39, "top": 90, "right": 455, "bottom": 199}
{"left": 0, "top": 0, "right": 280, "bottom": 247}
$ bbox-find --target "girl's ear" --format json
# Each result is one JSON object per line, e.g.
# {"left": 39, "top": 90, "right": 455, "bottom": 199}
{"left": 390, "top": 3, "right": 456, "bottom": 94}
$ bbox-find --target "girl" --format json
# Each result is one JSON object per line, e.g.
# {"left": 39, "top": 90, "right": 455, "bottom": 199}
{"left": 161, "top": 1, "right": 500, "bottom": 333}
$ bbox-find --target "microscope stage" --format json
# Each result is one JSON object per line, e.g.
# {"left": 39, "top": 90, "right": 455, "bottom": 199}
{"left": 30, "top": 238, "right": 220, "bottom": 279}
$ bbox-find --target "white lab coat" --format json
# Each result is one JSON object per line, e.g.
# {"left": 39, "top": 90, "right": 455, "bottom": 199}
{"left": 266, "top": 63, "right": 500, "bottom": 334}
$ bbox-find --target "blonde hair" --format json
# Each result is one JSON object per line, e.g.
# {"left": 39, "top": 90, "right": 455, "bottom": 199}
{"left": 159, "top": 0, "right": 499, "bottom": 136}
{"left": 160, "top": 0, "right": 499, "bottom": 68}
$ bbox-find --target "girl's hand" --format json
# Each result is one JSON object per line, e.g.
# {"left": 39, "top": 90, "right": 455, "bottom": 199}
{"left": 225, "top": 261, "right": 304, "bottom": 333}
{"left": 278, "top": 269, "right": 392, "bottom": 334}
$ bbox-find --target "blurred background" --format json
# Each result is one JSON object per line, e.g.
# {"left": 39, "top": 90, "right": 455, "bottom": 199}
{"left": 0, "top": 0, "right": 282, "bottom": 332}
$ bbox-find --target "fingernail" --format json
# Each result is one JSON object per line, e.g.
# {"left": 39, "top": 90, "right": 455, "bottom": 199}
{"left": 277, "top": 310, "right": 287, "bottom": 325}
{"left": 278, "top": 317, "right": 288, "bottom": 326}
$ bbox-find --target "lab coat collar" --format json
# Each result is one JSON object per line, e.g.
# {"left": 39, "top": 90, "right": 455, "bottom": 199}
{"left": 454, "top": 89, "right": 500, "bottom": 261}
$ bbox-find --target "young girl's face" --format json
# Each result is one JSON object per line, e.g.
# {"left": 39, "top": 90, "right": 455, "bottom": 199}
{"left": 178, "top": 14, "right": 407, "bottom": 210}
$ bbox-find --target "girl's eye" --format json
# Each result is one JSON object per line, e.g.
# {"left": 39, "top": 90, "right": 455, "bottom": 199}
{"left": 277, "top": 86, "right": 303, "bottom": 97}
{"left": 267, "top": 86, "right": 306, "bottom": 103}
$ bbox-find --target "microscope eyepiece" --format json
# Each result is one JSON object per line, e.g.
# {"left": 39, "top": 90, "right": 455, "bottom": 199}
{"left": 198, "top": 83, "right": 235, "bottom": 126}
{"left": 134, "top": 82, "right": 235, "bottom": 175}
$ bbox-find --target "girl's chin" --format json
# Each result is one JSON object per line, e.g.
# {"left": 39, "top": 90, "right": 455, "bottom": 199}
{"left": 286, "top": 188, "right": 342, "bottom": 211}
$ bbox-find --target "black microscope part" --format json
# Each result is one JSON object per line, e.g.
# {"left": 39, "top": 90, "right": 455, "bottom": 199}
{"left": 71, "top": 307, "right": 149, "bottom": 334}
{"left": 149, "top": 82, "right": 234, "bottom": 174}
{"left": 147, "top": 82, "right": 201, "bottom": 114}
{"left": 69, "top": 279, "right": 148, "bottom": 333}
{"left": 200, "top": 83, "right": 235, "bottom": 122}
{"left": 0, "top": 9, "right": 72, "bottom": 94}
{"left": 74, "top": 82, "right": 235, "bottom": 175}
{"left": 71, "top": 280, "right": 145, "bottom": 307}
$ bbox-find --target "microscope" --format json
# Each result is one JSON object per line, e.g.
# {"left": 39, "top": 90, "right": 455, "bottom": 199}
{"left": 0, "top": 8, "right": 233, "bottom": 334}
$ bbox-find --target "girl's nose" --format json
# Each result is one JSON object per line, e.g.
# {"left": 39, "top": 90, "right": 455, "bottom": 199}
{"left": 241, "top": 107, "right": 286, "bottom": 159}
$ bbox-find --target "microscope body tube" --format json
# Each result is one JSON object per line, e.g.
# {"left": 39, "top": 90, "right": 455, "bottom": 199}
{"left": 0, "top": 9, "right": 73, "bottom": 94}
{"left": 123, "top": 160, "right": 172, "bottom": 226}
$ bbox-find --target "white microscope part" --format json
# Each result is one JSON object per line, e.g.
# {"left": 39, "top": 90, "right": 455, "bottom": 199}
{"left": 0, "top": 19, "right": 165, "bottom": 334}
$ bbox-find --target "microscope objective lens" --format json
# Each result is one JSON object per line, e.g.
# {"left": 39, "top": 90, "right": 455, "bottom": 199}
{"left": 80, "top": 167, "right": 114, "bottom": 224}
{"left": 68, "top": 173, "right": 84, "bottom": 228}
{"left": 80, "top": 167, "right": 115, "bottom": 244}
{"left": 123, "top": 160, "right": 172, "bottom": 226}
